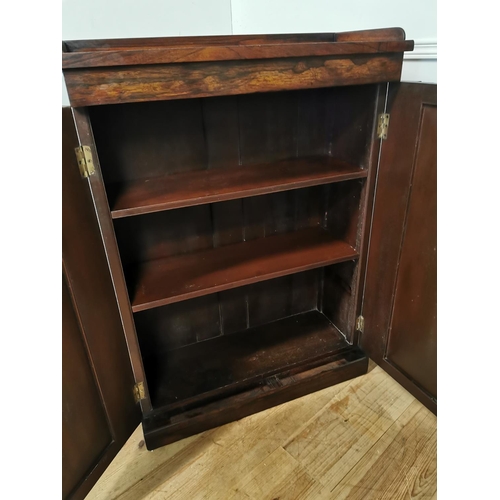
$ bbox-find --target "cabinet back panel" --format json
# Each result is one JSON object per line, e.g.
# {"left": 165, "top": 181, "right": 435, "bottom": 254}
{"left": 327, "top": 84, "right": 379, "bottom": 167}
{"left": 134, "top": 269, "right": 319, "bottom": 353}
{"left": 114, "top": 182, "right": 362, "bottom": 274}
{"left": 237, "top": 91, "right": 299, "bottom": 164}
{"left": 325, "top": 180, "right": 364, "bottom": 249}
{"left": 90, "top": 99, "right": 208, "bottom": 184}
{"left": 135, "top": 293, "right": 222, "bottom": 352}
{"left": 89, "top": 86, "right": 378, "bottom": 191}
{"left": 247, "top": 271, "right": 319, "bottom": 328}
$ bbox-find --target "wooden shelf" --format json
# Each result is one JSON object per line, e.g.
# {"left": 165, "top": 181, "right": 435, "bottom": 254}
{"left": 130, "top": 227, "right": 358, "bottom": 312}
{"left": 145, "top": 310, "right": 352, "bottom": 410}
{"left": 110, "top": 156, "right": 367, "bottom": 218}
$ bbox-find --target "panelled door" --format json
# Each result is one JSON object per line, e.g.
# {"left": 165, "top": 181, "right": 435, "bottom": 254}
{"left": 62, "top": 108, "right": 141, "bottom": 500}
{"left": 361, "top": 82, "right": 437, "bottom": 413}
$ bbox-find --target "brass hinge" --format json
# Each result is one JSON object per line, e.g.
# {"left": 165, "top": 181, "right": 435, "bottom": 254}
{"left": 377, "top": 113, "right": 390, "bottom": 140}
{"left": 356, "top": 315, "right": 365, "bottom": 334}
{"left": 133, "top": 381, "right": 145, "bottom": 403}
{"left": 74, "top": 145, "right": 95, "bottom": 178}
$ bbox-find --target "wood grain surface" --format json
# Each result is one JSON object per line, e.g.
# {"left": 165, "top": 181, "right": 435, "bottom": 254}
{"left": 62, "top": 41, "right": 412, "bottom": 68}
{"left": 361, "top": 83, "right": 437, "bottom": 413}
{"left": 63, "top": 28, "right": 411, "bottom": 66}
{"left": 64, "top": 54, "right": 404, "bottom": 106}
{"left": 63, "top": 28, "right": 407, "bottom": 54}
{"left": 129, "top": 227, "right": 358, "bottom": 312}
{"left": 85, "top": 363, "right": 437, "bottom": 500}
{"left": 110, "top": 156, "right": 367, "bottom": 218}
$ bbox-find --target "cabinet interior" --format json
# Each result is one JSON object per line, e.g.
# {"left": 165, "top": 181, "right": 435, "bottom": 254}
{"left": 88, "top": 84, "right": 379, "bottom": 413}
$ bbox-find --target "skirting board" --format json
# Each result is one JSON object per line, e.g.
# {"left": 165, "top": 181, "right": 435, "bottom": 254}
{"left": 402, "top": 39, "right": 437, "bottom": 84}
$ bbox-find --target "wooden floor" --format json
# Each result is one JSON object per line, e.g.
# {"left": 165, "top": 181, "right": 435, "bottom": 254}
{"left": 87, "top": 362, "right": 437, "bottom": 499}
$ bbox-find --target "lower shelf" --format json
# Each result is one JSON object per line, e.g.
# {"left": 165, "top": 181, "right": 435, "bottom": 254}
{"left": 141, "top": 310, "right": 368, "bottom": 449}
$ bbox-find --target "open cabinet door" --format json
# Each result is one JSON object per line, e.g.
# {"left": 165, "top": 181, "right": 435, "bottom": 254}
{"left": 62, "top": 108, "right": 141, "bottom": 500}
{"left": 361, "top": 83, "right": 437, "bottom": 414}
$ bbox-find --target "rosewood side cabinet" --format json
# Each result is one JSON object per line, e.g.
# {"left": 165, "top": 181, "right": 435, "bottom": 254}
{"left": 62, "top": 28, "right": 436, "bottom": 500}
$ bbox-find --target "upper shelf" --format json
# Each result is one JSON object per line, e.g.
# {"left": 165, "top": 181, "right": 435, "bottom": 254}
{"left": 110, "top": 156, "right": 367, "bottom": 219}
{"left": 62, "top": 28, "right": 414, "bottom": 107}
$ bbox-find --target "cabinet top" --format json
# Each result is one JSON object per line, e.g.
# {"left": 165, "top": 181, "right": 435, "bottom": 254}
{"left": 62, "top": 28, "right": 413, "bottom": 107}
{"left": 62, "top": 28, "right": 413, "bottom": 69}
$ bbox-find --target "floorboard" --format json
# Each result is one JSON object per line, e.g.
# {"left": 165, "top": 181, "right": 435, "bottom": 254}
{"left": 86, "top": 362, "right": 437, "bottom": 500}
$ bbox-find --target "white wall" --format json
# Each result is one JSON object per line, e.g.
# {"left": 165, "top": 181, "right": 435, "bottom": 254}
{"left": 62, "top": 0, "right": 232, "bottom": 40}
{"left": 62, "top": 0, "right": 436, "bottom": 105}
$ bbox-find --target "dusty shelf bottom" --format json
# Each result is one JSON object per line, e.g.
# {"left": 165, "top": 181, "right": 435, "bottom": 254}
{"left": 141, "top": 310, "right": 368, "bottom": 449}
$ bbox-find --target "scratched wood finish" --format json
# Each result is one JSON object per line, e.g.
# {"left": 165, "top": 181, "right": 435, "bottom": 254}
{"left": 144, "top": 310, "right": 350, "bottom": 409}
{"left": 142, "top": 348, "right": 367, "bottom": 449}
{"left": 64, "top": 53, "right": 404, "bottom": 106}
{"left": 84, "top": 364, "right": 436, "bottom": 500}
